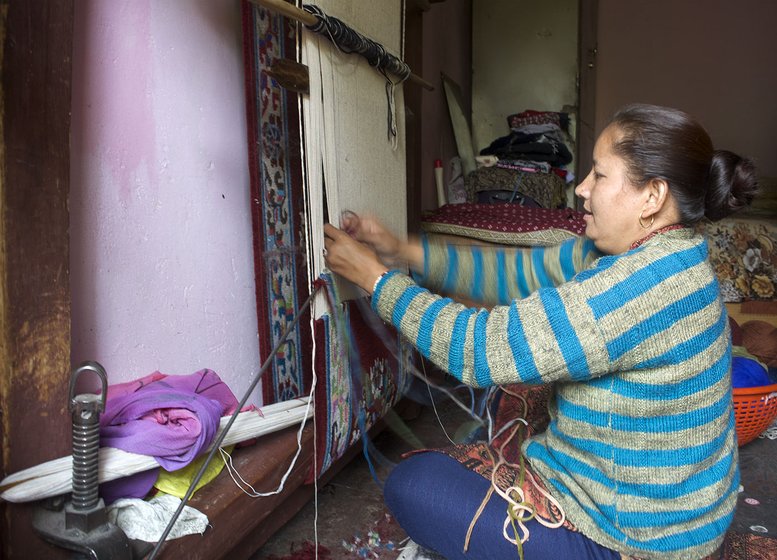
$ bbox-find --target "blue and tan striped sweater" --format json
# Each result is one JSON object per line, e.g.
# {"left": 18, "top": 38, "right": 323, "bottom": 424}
{"left": 372, "top": 229, "right": 738, "bottom": 559}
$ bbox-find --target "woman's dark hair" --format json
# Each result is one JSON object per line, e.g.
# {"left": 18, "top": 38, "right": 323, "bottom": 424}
{"left": 609, "top": 103, "right": 759, "bottom": 224}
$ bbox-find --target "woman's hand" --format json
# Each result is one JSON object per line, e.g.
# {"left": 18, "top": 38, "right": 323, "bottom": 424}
{"left": 323, "top": 223, "right": 388, "bottom": 294}
{"left": 340, "top": 211, "right": 424, "bottom": 271}
{"left": 340, "top": 211, "right": 402, "bottom": 264}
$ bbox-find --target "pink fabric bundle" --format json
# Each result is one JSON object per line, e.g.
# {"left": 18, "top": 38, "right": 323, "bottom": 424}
{"left": 99, "top": 369, "right": 239, "bottom": 502}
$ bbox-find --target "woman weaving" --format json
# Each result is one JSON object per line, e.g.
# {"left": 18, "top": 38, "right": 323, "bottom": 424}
{"left": 323, "top": 104, "right": 758, "bottom": 559}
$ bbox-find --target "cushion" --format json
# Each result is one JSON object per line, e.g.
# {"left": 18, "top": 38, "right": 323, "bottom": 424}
{"left": 741, "top": 320, "right": 777, "bottom": 367}
{"left": 421, "top": 203, "right": 585, "bottom": 247}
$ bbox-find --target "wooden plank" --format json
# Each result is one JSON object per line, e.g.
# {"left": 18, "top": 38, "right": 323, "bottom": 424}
{"left": 157, "top": 424, "right": 315, "bottom": 560}
{"left": 149, "top": 409, "right": 398, "bottom": 559}
{"left": 0, "top": 1, "right": 73, "bottom": 558}
{"left": 157, "top": 419, "right": 388, "bottom": 559}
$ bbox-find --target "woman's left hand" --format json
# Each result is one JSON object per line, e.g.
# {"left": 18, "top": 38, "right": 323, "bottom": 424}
{"left": 323, "top": 223, "right": 388, "bottom": 294}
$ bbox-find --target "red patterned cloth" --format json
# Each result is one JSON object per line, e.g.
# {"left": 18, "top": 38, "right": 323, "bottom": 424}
{"left": 423, "top": 204, "right": 585, "bottom": 235}
{"left": 421, "top": 204, "right": 585, "bottom": 246}
{"left": 507, "top": 110, "right": 568, "bottom": 131}
{"left": 408, "top": 385, "right": 579, "bottom": 538}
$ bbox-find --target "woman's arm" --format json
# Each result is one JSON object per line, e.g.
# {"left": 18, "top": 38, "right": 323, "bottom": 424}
{"left": 323, "top": 224, "right": 605, "bottom": 388}
{"left": 335, "top": 212, "right": 600, "bottom": 305}
{"left": 370, "top": 270, "right": 610, "bottom": 388}
{"left": 419, "top": 236, "right": 600, "bottom": 306}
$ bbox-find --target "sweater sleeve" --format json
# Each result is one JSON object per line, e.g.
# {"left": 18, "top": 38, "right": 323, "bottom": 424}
{"left": 380, "top": 231, "right": 726, "bottom": 390}
{"left": 415, "top": 235, "right": 599, "bottom": 306}
{"left": 372, "top": 270, "right": 611, "bottom": 388}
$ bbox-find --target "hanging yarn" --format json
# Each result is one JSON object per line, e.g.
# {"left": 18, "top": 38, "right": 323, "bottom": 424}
{"left": 302, "top": 3, "right": 411, "bottom": 146}
{"left": 462, "top": 387, "right": 567, "bottom": 559}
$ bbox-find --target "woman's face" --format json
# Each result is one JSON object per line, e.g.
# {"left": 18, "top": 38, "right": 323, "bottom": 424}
{"left": 575, "top": 125, "right": 648, "bottom": 254}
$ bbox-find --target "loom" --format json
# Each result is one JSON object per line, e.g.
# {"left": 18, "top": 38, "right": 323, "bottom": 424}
{"left": 181, "top": 0, "right": 421, "bottom": 553}
{"left": 161, "top": 0, "right": 421, "bottom": 541}
{"left": 244, "top": 0, "right": 420, "bottom": 484}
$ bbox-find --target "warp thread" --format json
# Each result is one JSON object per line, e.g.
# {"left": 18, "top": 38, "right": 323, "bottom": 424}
{"left": 302, "top": 3, "right": 410, "bottom": 146}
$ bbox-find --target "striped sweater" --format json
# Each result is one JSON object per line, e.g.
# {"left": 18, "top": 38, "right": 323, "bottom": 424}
{"left": 372, "top": 230, "right": 738, "bottom": 560}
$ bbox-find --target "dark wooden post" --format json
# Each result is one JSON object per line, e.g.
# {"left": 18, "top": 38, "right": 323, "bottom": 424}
{"left": 1, "top": 1, "right": 74, "bottom": 558}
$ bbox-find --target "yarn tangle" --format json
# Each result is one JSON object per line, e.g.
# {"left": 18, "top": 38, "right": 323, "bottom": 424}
{"left": 463, "top": 387, "right": 567, "bottom": 559}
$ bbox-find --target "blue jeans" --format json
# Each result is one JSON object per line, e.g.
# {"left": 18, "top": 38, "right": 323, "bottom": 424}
{"left": 384, "top": 451, "right": 620, "bottom": 560}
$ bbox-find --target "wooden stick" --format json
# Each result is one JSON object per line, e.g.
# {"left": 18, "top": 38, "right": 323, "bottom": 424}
{"left": 248, "top": 0, "right": 435, "bottom": 91}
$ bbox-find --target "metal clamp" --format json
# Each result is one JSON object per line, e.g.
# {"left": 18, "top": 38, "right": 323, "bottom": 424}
{"left": 33, "top": 361, "right": 135, "bottom": 559}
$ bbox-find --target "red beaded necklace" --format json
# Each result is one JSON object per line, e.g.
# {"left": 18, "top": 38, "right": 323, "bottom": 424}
{"left": 629, "top": 224, "right": 685, "bottom": 250}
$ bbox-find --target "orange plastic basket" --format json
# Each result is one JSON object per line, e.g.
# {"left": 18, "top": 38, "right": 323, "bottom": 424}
{"left": 733, "top": 383, "right": 777, "bottom": 446}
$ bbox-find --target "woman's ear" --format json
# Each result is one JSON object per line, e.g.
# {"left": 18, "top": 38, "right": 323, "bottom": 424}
{"left": 643, "top": 178, "right": 670, "bottom": 216}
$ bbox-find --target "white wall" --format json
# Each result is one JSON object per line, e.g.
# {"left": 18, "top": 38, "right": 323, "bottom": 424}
{"left": 70, "top": 0, "right": 262, "bottom": 403}
{"left": 471, "top": 0, "right": 578, "bottom": 153}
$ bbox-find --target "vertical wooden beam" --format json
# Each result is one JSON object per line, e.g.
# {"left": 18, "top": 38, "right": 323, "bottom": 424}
{"left": 404, "top": 1, "right": 424, "bottom": 234}
{"left": 1, "top": 1, "right": 73, "bottom": 558}
{"left": 576, "top": 0, "right": 598, "bottom": 202}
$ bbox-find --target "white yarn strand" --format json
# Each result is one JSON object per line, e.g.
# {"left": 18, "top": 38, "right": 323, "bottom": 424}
{"left": 218, "top": 382, "right": 315, "bottom": 498}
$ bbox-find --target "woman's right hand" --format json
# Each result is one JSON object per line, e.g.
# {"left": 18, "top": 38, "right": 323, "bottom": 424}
{"left": 340, "top": 211, "right": 402, "bottom": 265}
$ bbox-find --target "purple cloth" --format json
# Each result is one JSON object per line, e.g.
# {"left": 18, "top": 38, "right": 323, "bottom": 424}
{"left": 99, "top": 369, "right": 238, "bottom": 502}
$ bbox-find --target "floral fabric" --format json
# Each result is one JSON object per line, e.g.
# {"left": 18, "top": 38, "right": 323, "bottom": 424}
{"left": 697, "top": 216, "right": 777, "bottom": 302}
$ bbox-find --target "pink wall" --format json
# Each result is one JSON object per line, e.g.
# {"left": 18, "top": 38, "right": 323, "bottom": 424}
{"left": 595, "top": 0, "right": 777, "bottom": 177}
{"left": 70, "top": 0, "right": 262, "bottom": 402}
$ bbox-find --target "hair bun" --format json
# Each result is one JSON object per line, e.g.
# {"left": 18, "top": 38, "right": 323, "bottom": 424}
{"left": 705, "top": 150, "right": 759, "bottom": 221}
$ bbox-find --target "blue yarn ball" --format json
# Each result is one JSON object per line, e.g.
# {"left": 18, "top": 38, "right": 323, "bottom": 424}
{"left": 731, "top": 356, "right": 772, "bottom": 388}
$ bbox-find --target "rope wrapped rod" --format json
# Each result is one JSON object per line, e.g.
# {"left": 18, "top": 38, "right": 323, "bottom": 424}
{"left": 302, "top": 4, "right": 412, "bottom": 84}
{"left": 248, "top": 0, "right": 433, "bottom": 90}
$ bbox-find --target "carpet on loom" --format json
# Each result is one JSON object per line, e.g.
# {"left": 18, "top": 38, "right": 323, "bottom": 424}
{"left": 243, "top": 1, "right": 412, "bottom": 483}
{"left": 242, "top": 0, "right": 312, "bottom": 405}
{"left": 312, "top": 286, "right": 412, "bottom": 480}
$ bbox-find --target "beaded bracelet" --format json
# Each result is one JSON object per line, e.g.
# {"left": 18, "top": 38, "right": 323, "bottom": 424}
{"left": 372, "top": 270, "right": 389, "bottom": 294}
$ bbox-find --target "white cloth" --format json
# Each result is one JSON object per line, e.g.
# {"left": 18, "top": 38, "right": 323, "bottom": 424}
{"left": 396, "top": 539, "right": 446, "bottom": 560}
{"left": 106, "top": 493, "right": 209, "bottom": 542}
{"left": 762, "top": 416, "right": 777, "bottom": 440}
